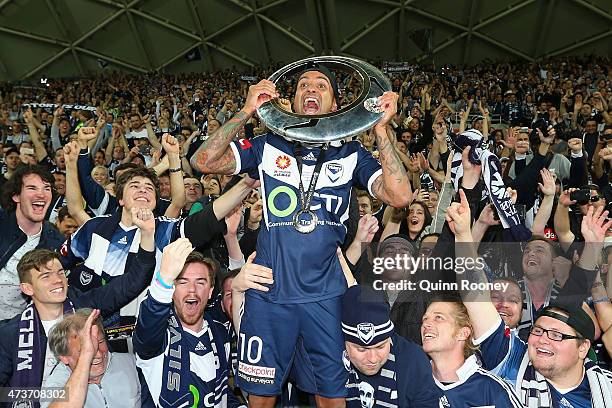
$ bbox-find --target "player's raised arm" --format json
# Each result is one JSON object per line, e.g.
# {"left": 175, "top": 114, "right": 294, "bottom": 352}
{"left": 371, "top": 92, "right": 412, "bottom": 208}
{"left": 190, "top": 80, "right": 278, "bottom": 175}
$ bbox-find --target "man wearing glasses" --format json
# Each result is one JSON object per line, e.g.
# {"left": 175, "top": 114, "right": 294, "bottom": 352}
{"left": 447, "top": 190, "right": 612, "bottom": 407}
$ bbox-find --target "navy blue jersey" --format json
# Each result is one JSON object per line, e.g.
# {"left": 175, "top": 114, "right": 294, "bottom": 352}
{"left": 133, "top": 282, "right": 245, "bottom": 408}
{"left": 435, "top": 355, "right": 522, "bottom": 407}
{"left": 230, "top": 133, "right": 382, "bottom": 303}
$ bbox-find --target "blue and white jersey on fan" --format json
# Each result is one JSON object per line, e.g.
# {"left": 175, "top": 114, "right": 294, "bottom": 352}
{"left": 435, "top": 355, "right": 523, "bottom": 407}
{"left": 229, "top": 133, "right": 382, "bottom": 303}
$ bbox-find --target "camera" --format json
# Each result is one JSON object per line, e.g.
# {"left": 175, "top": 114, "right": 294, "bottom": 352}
{"left": 570, "top": 189, "right": 591, "bottom": 205}
{"left": 138, "top": 145, "right": 151, "bottom": 156}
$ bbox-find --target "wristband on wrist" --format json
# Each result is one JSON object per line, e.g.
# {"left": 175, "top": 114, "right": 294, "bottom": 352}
{"left": 168, "top": 167, "right": 181, "bottom": 173}
{"left": 155, "top": 270, "right": 173, "bottom": 289}
{"left": 593, "top": 296, "right": 610, "bottom": 304}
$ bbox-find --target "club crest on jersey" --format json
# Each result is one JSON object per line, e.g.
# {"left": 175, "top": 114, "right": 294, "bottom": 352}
{"left": 80, "top": 271, "right": 93, "bottom": 286}
{"left": 326, "top": 162, "right": 343, "bottom": 183}
{"left": 357, "top": 322, "right": 375, "bottom": 344}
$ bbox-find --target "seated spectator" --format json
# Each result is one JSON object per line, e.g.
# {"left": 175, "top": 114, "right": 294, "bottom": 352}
{"left": 42, "top": 309, "right": 141, "bottom": 408}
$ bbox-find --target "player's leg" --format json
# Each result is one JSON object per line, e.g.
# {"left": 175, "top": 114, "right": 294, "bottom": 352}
{"left": 296, "top": 297, "right": 348, "bottom": 407}
{"left": 237, "top": 295, "right": 299, "bottom": 406}
{"left": 314, "top": 395, "right": 346, "bottom": 408}
{"left": 248, "top": 395, "right": 277, "bottom": 408}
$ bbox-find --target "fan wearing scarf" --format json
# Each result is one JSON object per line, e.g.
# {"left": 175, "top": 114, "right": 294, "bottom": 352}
{"left": 421, "top": 298, "right": 523, "bottom": 407}
{"left": 342, "top": 285, "right": 442, "bottom": 407}
{"left": 133, "top": 238, "right": 245, "bottom": 408}
{"left": 0, "top": 205, "right": 156, "bottom": 406}
{"left": 448, "top": 188, "right": 612, "bottom": 408}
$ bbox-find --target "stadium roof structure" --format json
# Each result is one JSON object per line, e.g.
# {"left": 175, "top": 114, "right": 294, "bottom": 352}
{"left": 0, "top": 0, "right": 610, "bottom": 81}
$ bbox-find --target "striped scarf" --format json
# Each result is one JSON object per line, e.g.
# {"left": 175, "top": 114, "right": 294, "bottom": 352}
{"left": 517, "top": 279, "right": 560, "bottom": 341}
{"left": 517, "top": 354, "right": 612, "bottom": 407}
{"left": 450, "top": 129, "right": 531, "bottom": 242}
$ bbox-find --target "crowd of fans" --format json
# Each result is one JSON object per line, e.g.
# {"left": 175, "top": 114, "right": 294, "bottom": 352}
{"left": 0, "top": 53, "right": 611, "bottom": 407}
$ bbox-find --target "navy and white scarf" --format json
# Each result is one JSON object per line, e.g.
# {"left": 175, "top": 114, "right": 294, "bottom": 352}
{"left": 516, "top": 279, "right": 561, "bottom": 341}
{"left": 160, "top": 310, "right": 230, "bottom": 408}
{"left": 345, "top": 337, "right": 399, "bottom": 408}
{"left": 451, "top": 129, "right": 531, "bottom": 241}
{"left": 10, "top": 300, "right": 75, "bottom": 392}
{"left": 518, "top": 354, "right": 612, "bottom": 407}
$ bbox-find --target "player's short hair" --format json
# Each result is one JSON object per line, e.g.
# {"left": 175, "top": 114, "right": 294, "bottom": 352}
{"left": 221, "top": 269, "right": 240, "bottom": 290}
{"left": 428, "top": 295, "right": 478, "bottom": 358}
{"left": 17, "top": 249, "right": 60, "bottom": 284}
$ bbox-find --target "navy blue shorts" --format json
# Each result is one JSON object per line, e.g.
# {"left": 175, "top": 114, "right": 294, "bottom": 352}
{"left": 236, "top": 295, "right": 347, "bottom": 398}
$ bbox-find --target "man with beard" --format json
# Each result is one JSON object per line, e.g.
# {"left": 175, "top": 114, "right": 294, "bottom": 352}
{"left": 191, "top": 64, "right": 410, "bottom": 407}
{"left": 0, "top": 165, "right": 64, "bottom": 320}
{"left": 448, "top": 189, "right": 612, "bottom": 407}
{"left": 133, "top": 239, "right": 245, "bottom": 408}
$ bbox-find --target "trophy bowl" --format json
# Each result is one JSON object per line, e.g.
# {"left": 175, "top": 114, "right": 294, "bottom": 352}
{"left": 257, "top": 56, "right": 391, "bottom": 144}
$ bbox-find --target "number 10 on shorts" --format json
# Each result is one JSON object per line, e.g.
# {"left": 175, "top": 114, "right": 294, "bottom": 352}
{"left": 239, "top": 333, "right": 263, "bottom": 364}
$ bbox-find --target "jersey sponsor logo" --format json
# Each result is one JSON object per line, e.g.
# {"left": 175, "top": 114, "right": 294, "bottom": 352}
{"left": 238, "top": 138, "right": 252, "bottom": 150}
{"left": 237, "top": 362, "right": 275, "bottom": 385}
{"left": 275, "top": 155, "right": 291, "bottom": 170}
{"left": 80, "top": 271, "right": 93, "bottom": 286}
{"left": 267, "top": 185, "right": 344, "bottom": 218}
{"left": 559, "top": 397, "right": 574, "bottom": 407}
{"left": 274, "top": 155, "right": 292, "bottom": 177}
{"left": 118, "top": 236, "right": 128, "bottom": 244}
{"left": 325, "top": 162, "right": 343, "bottom": 183}
{"left": 357, "top": 322, "right": 375, "bottom": 344}
{"left": 195, "top": 341, "right": 207, "bottom": 351}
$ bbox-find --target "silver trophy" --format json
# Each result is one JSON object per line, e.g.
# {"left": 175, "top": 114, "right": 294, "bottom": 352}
{"left": 257, "top": 56, "right": 391, "bottom": 144}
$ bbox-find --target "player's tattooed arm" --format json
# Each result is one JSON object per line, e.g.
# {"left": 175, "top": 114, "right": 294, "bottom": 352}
{"left": 190, "top": 110, "right": 251, "bottom": 175}
{"left": 372, "top": 125, "right": 411, "bottom": 208}
{"left": 371, "top": 91, "right": 412, "bottom": 208}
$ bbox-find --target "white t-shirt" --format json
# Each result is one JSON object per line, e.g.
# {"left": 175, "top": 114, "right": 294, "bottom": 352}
{"left": 41, "top": 317, "right": 62, "bottom": 380}
{"left": 0, "top": 227, "right": 41, "bottom": 320}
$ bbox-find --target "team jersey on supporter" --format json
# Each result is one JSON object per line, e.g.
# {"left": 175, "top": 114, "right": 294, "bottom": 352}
{"left": 133, "top": 282, "right": 245, "bottom": 408}
{"left": 230, "top": 133, "right": 382, "bottom": 303}
{"left": 475, "top": 318, "right": 593, "bottom": 407}
{"left": 435, "top": 355, "right": 522, "bottom": 407}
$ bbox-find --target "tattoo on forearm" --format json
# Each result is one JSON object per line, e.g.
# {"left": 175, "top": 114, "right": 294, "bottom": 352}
{"left": 375, "top": 129, "right": 408, "bottom": 203}
{"left": 191, "top": 110, "right": 251, "bottom": 173}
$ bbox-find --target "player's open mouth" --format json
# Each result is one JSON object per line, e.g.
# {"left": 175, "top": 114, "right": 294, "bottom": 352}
{"left": 527, "top": 259, "right": 538, "bottom": 267}
{"left": 135, "top": 197, "right": 149, "bottom": 202}
{"left": 410, "top": 217, "right": 420, "bottom": 225}
{"left": 499, "top": 311, "right": 509, "bottom": 317}
{"left": 302, "top": 97, "right": 320, "bottom": 114}
{"left": 50, "top": 287, "right": 64, "bottom": 294}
